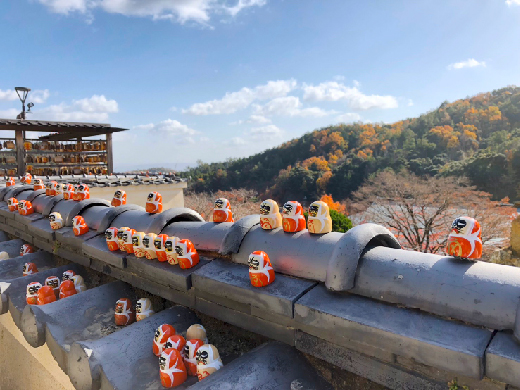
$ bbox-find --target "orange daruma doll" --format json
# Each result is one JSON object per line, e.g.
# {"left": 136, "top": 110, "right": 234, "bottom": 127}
{"left": 446, "top": 216, "right": 482, "bottom": 259}
{"left": 160, "top": 348, "right": 187, "bottom": 388}
{"left": 153, "top": 324, "right": 176, "bottom": 356}
{"left": 282, "top": 201, "right": 306, "bottom": 233}
{"left": 111, "top": 189, "right": 127, "bottom": 207}
{"left": 146, "top": 192, "right": 163, "bottom": 214}
{"left": 105, "top": 227, "right": 119, "bottom": 251}
{"left": 212, "top": 198, "right": 234, "bottom": 223}
{"left": 175, "top": 239, "right": 199, "bottom": 269}
{"left": 154, "top": 234, "right": 169, "bottom": 262}
{"left": 248, "top": 251, "right": 275, "bottom": 287}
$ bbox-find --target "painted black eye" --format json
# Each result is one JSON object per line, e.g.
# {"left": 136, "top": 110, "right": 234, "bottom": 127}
{"left": 105, "top": 231, "right": 112, "bottom": 239}
{"left": 143, "top": 238, "right": 150, "bottom": 247}
{"left": 165, "top": 341, "right": 172, "bottom": 349}
{"left": 147, "top": 193, "right": 154, "bottom": 200}
{"left": 115, "top": 191, "right": 121, "bottom": 197}
{"left": 184, "top": 345, "right": 190, "bottom": 355}
{"left": 283, "top": 204, "right": 293, "bottom": 213}
{"left": 175, "top": 246, "right": 183, "bottom": 256}
{"left": 154, "top": 240, "right": 162, "bottom": 249}
{"left": 165, "top": 242, "right": 172, "bottom": 251}
{"left": 132, "top": 237, "right": 139, "bottom": 245}
{"left": 159, "top": 357, "right": 166, "bottom": 369}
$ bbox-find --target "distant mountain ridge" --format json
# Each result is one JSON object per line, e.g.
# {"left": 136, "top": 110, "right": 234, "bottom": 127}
{"left": 182, "top": 85, "right": 520, "bottom": 202}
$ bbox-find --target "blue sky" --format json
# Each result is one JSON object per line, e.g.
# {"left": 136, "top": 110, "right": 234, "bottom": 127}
{"left": 1, "top": 0, "right": 519, "bottom": 171}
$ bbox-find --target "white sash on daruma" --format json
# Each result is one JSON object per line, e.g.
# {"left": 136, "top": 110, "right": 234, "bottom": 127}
{"left": 163, "top": 359, "right": 184, "bottom": 383}
{"left": 198, "top": 360, "right": 223, "bottom": 371}
{"left": 449, "top": 227, "right": 481, "bottom": 256}
{"left": 249, "top": 266, "right": 273, "bottom": 282}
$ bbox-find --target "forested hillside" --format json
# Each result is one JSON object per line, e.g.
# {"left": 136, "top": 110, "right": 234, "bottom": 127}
{"left": 182, "top": 86, "right": 520, "bottom": 202}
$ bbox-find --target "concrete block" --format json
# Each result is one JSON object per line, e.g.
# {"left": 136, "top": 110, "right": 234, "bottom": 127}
{"left": 192, "top": 259, "right": 316, "bottom": 318}
{"left": 232, "top": 225, "right": 343, "bottom": 281}
{"left": 68, "top": 306, "right": 199, "bottom": 390}
{"left": 219, "top": 214, "right": 260, "bottom": 255}
{"left": 6, "top": 217, "right": 27, "bottom": 233}
{"left": 33, "top": 237, "right": 54, "bottom": 253}
{"left": 162, "top": 221, "right": 232, "bottom": 252}
{"left": 195, "top": 288, "right": 251, "bottom": 314}
{"left": 188, "top": 341, "right": 333, "bottom": 390}
{"left": 326, "top": 223, "right": 400, "bottom": 291}
{"left": 294, "top": 284, "right": 491, "bottom": 379}
{"left": 21, "top": 281, "right": 136, "bottom": 373}
{"left": 486, "top": 331, "right": 520, "bottom": 387}
{"left": 296, "top": 331, "right": 446, "bottom": 390}
{"left": 129, "top": 273, "right": 196, "bottom": 308}
{"left": 0, "top": 230, "right": 8, "bottom": 242}
{"left": 13, "top": 211, "right": 44, "bottom": 229}
{"left": 82, "top": 235, "right": 127, "bottom": 268}
{"left": 4, "top": 264, "right": 84, "bottom": 327}
{"left": 196, "top": 297, "right": 295, "bottom": 345}
{"left": 27, "top": 217, "right": 57, "bottom": 242}
{"left": 395, "top": 355, "right": 506, "bottom": 390}
{"left": 0, "top": 204, "right": 16, "bottom": 221}
{"left": 126, "top": 255, "right": 209, "bottom": 291}
{"left": 0, "top": 251, "right": 56, "bottom": 283}
{"left": 354, "top": 246, "right": 520, "bottom": 331}
{"left": 0, "top": 221, "right": 17, "bottom": 236}
{"left": 55, "top": 246, "right": 91, "bottom": 267}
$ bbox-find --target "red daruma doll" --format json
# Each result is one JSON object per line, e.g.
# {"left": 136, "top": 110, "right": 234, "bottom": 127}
{"left": 146, "top": 192, "right": 163, "bottom": 214}
{"left": 212, "top": 198, "right": 234, "bottom": 223}
{"left": 111, "top": 189, "right": 127, "bottom": 207}
{"left": 105, "top": 227, "right": 119, "bottom": 251}
{"left": 154, "top": 234, "right": 169, "bottom": 262}
{"left": 282, "top": 201, "right": 306, "bottom": 233}
{"left": 153, "top": 324, "right": 176, "bottom": 356}
{"left": 160, "top": 348, "right": 187, "bottom": 388}
{"left": 59, "top": 280, "right": 77, "bottom": 299}
{"left": 26, "top": 282, "right": 42, "bottom": 305}
{"left": 446, "top": 216, "right": 483, "bottom": 259}
{"left": 175, "top": 239, "right": 199, "bottom": 269}
{"left": 37, "top": 286, "right": 57, "bottom": 305}
{"left": 248, "top": 251, "right": 275, "bottom": 287}
{"left": 7, "top": 198, "right": 18, "bottom": 212}
{"left": 115, "top": 298, "right": 135, "bottom": 326}
{"left": 183, "top": 339, "right": 203, "bottom": 376}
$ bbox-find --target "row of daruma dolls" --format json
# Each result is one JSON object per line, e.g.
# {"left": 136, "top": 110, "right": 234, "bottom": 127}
{"left": 105, "top": 227, "right": 200, "bottom": 269}
{"left": 154, "top": 323, "right": 222, "bottom": 386}
{"left": 213, "top": 198, "right": 334, "bottom": 234}
{"left": 25, "top": 268, "right": 87, "bottom": 305}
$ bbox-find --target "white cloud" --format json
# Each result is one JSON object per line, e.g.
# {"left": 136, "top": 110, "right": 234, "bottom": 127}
{"left": 226, "top": 137, "right": 248, "bottom": 145}
{"left": 0, "top": 89, "right": 19, "bottom": 101}
{"left": 135, "top": 119, "right": 198, "bottom": 144}
{"left": 31, "top": 89, "right": 51, "bottom": 104}
{"left": 407, "top": 99, "right": 414, "bottom": 107}
{"left": 506, "top": 0, "right": 520, "bottom": 5}
{"left": 336, "top": 113, "right": 361, "bottom": 123}
{"left": 225, "top": 0, "right": 266, "bottom": 16}
{"left": 249, "top": 124, "right": 283, "bottom": 139}
{"left": 0, "top": 88, "right": 50, "bottom": 104}
{"left": 302, "top": 81, "right": 398, "bottom": 110}
{"left": 248, "top": 114, "right": 271, "bottom": 124}
{"left": 184, "top": 79, "right": 296, "bottom": 115}
{"left": 255, "top": 96, "right": 335, "bottom": 117}
{"left": 333, "top": 75, "right": 345, "bottom": 81}
{"left": 447, "top": 58, "right": 486, "bottom": 70}
{"left": 0, "top": 108, "right": 20, "bottom": 118}
{"left": 33, "top": 95, "right": 118, "bottom": 122}
{"left": 37, "top": 0, "right": 267, "bottom": 25}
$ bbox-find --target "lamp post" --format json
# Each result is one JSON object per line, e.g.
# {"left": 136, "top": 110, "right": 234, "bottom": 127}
{"left": 15, "top": 87, "right": 32, "bottom": 120}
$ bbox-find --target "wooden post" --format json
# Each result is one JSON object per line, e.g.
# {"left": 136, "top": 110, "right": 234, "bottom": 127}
{"left": 106, "top": 132, "right": 113, "bottom": 174}
{"left": 15, "top": 130, "right": 24, "bottom": 176}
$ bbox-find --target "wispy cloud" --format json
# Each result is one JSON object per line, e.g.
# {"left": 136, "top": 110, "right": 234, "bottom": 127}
{"left": 506, "top": 0, "right": 520, "bottom": 5}
{"left": 135, "top": 119, "right": 199, "bottom": 144}
{"left": 447, "top": 58, "right": 486, "bottom": 70}
{"left": 302, "top": 81, "right": 398, "bottom": 110}
{"left": 336, "top": 113, "right": 361, "bottom": 123}
{"left": 184, "top": 79, "right": 297, "bottom": 115}
{"left": 37, "top": 0, "right": 267, "bottom": 25}
{"left": 255, "top": 96, "right": 335, "bottom": 117}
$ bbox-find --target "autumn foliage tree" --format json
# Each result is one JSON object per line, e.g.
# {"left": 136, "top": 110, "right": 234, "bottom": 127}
{"left": 352, "top": 171, "right": 516, "bottom": 256}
